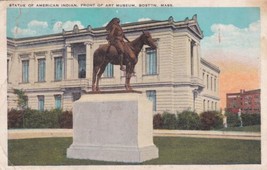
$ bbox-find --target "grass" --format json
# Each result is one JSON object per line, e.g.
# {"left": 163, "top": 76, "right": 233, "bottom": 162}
{"left": 218, "top": 125, "right": 261, "bottom": 132}
{"left": 8, "top": 137, "right": 261, "bottom": 165}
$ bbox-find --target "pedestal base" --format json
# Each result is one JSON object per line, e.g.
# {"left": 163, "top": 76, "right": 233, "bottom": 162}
{"left": 67, "top": 91, "right": 159, "bottom": 163}
{"left": 67, "top": 145, "right": 158, "bottom": 163}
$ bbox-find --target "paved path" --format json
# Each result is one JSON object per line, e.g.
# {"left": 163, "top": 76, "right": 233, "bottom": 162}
{"left": 8, "top": 129, "right": 73, "bottom": 139}
{"left": 154, "top": 130, "right": 261, "bottom": 140}
{"left": 8, "top": 129, "right": 261, "bottom": 140}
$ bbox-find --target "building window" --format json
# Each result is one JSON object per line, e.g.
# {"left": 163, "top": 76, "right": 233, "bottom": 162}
{"left": 103, "top": 63, "right": 114, "bottom": 78}
{"left": 146, "top": 48, "right": 157, "bottom": 75}
{"left": 22, "top": 60, "right": 29, "bottom": 83}
{"left": 78, "top": 54, "right": 86, "bottom": 78}
{"left": 55, "top": 95, "right": 62, "bottom": 109}
{"left": 215, "top": 102, "right": 217, "bottom": 110}
{"left": 207, "top": 100, "right": 210, "bottom": 110}
{"left": 38, "top": 95, "right": 45, "bottom": 111}
{"left": 206, "top": 75, "right": 209, "bottom": 89}
{"left": 210, "top": 77, "right": 213, "bottom": 91}
{"left": 38, "top": 58, "right": 46, "bottom": 82}
{"left": 54, "top": 57, "right": 63, "bottom": 81}
{"left": 146, "top": 90, "right": 157, "bottom": 111}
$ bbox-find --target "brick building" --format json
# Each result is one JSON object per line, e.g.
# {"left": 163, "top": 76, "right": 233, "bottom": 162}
{"left": 226, "top": 89, "right": 261, "bottom": 114}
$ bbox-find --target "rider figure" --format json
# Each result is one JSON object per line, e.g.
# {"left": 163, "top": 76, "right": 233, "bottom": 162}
{"left": 105, "top": 18, "right": 130, "bottom": 71}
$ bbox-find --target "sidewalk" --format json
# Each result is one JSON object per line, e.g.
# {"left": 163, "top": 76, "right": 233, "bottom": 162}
{"left": 154, "top": 130, "right": 261, "bottom": 140}
{"left": 8, "top": 129, "right": 73, "bottom": 139}
{"left": 8, "top": 129, "right": 261, "bottom": 140}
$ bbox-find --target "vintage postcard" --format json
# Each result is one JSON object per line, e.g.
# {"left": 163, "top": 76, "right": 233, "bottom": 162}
{"left": 0, "top": 0, "right": 266, "bottom": 169}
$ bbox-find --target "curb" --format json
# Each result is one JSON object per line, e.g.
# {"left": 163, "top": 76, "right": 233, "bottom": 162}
{"left": 8, "top": 129, "right": 261, "bottom": 140}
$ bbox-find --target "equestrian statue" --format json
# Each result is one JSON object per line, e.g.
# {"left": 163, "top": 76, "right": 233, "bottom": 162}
{"left": 92, "top": 17, "right": 157, "bottom": 91}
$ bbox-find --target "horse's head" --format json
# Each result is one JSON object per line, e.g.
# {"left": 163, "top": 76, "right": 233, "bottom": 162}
{"left": 141, "top": 31, "right": 157, "bottom": 49}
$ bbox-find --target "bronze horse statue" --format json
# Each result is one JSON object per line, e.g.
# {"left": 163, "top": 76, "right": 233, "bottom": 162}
{"left": 92, "top": 31, "right": 157, "bottom": 91}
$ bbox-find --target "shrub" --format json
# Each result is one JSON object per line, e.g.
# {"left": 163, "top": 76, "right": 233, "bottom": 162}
{"left": 200, "top": 111, "right": 223, "bottom": 130}
{"left": 162, "top": 111, "right": 177, "bottom": 129}
{"left": 153, "top": 113, "right": 163, "bottom": 129}
{"left": 23, "top": 109, "right": 61, "bottom": 128}
{"left": 59, "top": 110, "right": 73, "bottom": 128}
{"left": 177, "top": 111, "right": 200, "bottom": 130}
{"left": 8, "top": 109, "right": 24, "bottom": 129}
{"left": 8, "top": 108, "right": 74, "bottom": 129}
{"left": 241, "top": 113, "right": 261, "bottom": 126}
{"left": 225, "top": 112, "right": 240, "bottom": 127}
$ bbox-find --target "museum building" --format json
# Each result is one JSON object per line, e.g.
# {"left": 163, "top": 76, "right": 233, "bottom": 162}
{"left": 7, "top": 15, "right": 220, "bottom": 114}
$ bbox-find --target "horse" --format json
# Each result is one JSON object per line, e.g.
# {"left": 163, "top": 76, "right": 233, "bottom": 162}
{"left": 92, "top": 31, "right": 157, "bottom": 91}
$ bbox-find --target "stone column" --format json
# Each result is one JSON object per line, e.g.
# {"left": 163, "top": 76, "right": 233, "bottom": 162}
{"left": 84, "top": 41, "right": 93, "bottom": 80}
{"left": 192, "top": 42, "right": 198, "bottom": 77}
{"left": 203, "top": 72, "right": 206, "bottom": 87}
{"left": 49, "top": 51, "right": 55, "bottom": 81}
{"left": 187, "top": 38, "right": 192, "bottom": 77}
{"left": 214, "top": 77, "right": 217, "bottom": 93}
{"left": 33, "top": 53, "right": 38, "bottom": 82}
{"left": 216, "top": 77, "right": 219, "bottom": 95}
{"left": 29, "top": 53, "right": 35, "bottom": 84}
{"left": 8, "top": 53, "right": 18, "bottom": 84}
{"left": 65, "top": 44, "right": 73, "bottom": 80}
{"left": 45, "top": 51, "right": 52, "bottom": 82}
{"left": 195, "top": 43, "right": 201, "bottom": 78}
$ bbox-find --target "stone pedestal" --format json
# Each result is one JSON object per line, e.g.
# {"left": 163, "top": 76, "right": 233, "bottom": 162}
{"left": 67, "top": 91, "right": 159, "bottom": 163}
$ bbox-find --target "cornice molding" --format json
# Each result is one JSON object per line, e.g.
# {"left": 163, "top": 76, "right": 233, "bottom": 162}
{"left": 7, "top": 16, "right": 204, "bottom": 47}
{"left": 202, "top": 94, "right": 220, "bottom": 101}
{"left": 201, "top": 58, "right": 220, "bottom": 73}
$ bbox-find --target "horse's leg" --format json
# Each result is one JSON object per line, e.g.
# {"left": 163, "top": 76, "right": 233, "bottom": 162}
{"left": 125, "top": 63, "right": 133, "bottom": 91}
{"left": 95, "top": 62, "right": 108, "bottom": 91}
{"left": 130, "top": 63, "right": 136, "bottom": 76}
{"left": 92, "top": 65, "right": 100, "bottom": 91}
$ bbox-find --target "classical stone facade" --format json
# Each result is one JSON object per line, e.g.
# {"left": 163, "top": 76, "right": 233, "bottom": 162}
{"left": 7, "top": 15, "right": 220, "bottom": 114}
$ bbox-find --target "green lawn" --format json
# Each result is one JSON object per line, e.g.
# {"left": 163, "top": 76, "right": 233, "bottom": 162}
{"left": 8, "top": 137, "right": 261, "bottom": 165}
{"left": 218, "top": 125, "right": 261, "bottom": 132}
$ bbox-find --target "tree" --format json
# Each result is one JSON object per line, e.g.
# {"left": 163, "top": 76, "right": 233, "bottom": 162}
{"left": 13, "top": 89, "right": 28, "bottom": 110}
